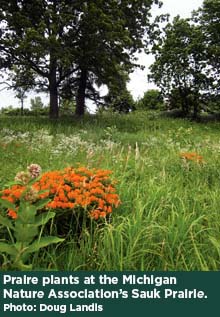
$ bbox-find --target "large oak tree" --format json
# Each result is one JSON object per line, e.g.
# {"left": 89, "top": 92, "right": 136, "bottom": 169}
{"left": 0, "top": 0, "right": 83, "bottom": 118}
{"left": 0, "top": 0, "right": 161, "bottom": 118}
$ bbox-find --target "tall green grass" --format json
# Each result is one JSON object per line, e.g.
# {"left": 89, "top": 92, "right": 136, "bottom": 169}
{"left": 0, "top": 111, "right": 220, "bottom": 270}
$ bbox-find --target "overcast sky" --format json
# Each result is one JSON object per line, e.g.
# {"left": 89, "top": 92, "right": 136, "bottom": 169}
{"left": 0, "top": 0, "right": 204, "bottom": 109}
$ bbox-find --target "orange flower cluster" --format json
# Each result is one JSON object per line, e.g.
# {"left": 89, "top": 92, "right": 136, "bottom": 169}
{"left": 1, "top": 167, "right": 120, "bottom": 220}
{"left": 180, "top": 152, "right": 204, "bottom": 163}
{"left": 8, "top": 208, "right": 18, "bottom": 219}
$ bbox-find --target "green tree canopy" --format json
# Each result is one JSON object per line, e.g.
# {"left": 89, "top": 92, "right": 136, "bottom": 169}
{"left": 136, "top": 89, "right": 163, "bottom": 110}
{"left": 60, "top": 0, "right": 163, "bottom": 116}
{"left": 0, "top": 0, "right": 82, "bottom": 118}
{"left": 30, "top": 96, "right": 44, "bottom": 112}
{"left": 149, "top": 15, "right": 210, "bottom": 117}
{"left": 194, "top": 0, "right": 220, "bottom": 94}
{"left": 0, "top": 0, "right": 161, "bottom": 118}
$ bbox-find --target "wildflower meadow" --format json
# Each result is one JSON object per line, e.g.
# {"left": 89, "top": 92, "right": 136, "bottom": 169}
{"left": 0, "top": 111, "right": 220, "bottom": 271}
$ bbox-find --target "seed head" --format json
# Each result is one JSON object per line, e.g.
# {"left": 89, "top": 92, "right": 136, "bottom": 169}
{"left": 27, "top": 164, "right": 42, "bottom": 179}
{"left": 14, "top": 171, "right": 31, "bottom": 185}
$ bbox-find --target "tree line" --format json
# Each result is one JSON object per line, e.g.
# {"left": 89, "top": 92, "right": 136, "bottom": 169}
{"left": 1, "top": 0, "right": 220, "bottom": 119}
{"left": 0, "top": 0, "right": 162, "bottom": 118}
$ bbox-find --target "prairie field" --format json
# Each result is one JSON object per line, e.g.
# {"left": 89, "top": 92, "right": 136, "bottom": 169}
{"left": 0, "top": 111, "right": 220, "bottom": 271}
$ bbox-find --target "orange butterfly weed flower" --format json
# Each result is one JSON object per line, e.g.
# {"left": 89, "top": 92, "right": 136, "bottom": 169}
{"left": 8, "top": 209, "right": 18, "bottom": 219}
{"left": 179, "top": 152, "right": 204, "bottom": 163}
{"left": 0, "top": 166, "right": 121, "bottom": 221}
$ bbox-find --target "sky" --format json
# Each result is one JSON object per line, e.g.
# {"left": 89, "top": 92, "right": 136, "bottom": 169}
{"left": 0, "top": 0, "right": 204, "bottom": 109}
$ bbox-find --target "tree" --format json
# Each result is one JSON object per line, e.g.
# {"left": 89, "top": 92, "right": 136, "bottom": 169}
{"left": 15, "top": 88, "right": 27, "bottom": 115}
{"left": 194, "top": 0, "right": 220, "bottom": 96}
{"left": 149, "top": 16, "right": 210, "bottom": 118}
{"left": 11, "top": 66, "right": 35, "bottom": 115}
{"left": 104, "top": 88, "right": 135, "bottom": 113}
{"left": 136, "top": 89, "right": 163, "bottom": 110}
{"left": 71, "top": 0, "right": 163, "bottom": 116}
{"left": 0, "top": 0, "right": 161, "bottom": 118}
{"left": 0, "top": 0, "right": 82, "bottom": 118}
{"left": 0, "top": 65, "right": 34, "bottom": 115}
{"left": 30, "top": 96, "right": 44, "bottom": 112}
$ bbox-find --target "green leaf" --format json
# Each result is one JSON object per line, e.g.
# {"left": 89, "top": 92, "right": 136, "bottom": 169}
{"left": 14, "top": 224, "right": 38, "bottom": 243}
{"left": 34, "top": 212, "right": 55, "bottom": 226}
{"left": 0, "top": 214, "right": 14, "bottom": 230}
{"left": 17, "top": 202, "right": 37, "bottom": 223}
{"left": 0, "top": 198, "right": 16, "bottom": 210}
{"left": 34, "top": 198, "right": 51, "bottom": 210}
{"left": 0, "top": 242, "right": 17, "bottom": 255}
{"left": 27, "top": 236, "right": 64, "bottom": 253}
{"left": 4, "top": 181, "right": 23, "bottom": 187}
